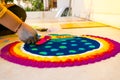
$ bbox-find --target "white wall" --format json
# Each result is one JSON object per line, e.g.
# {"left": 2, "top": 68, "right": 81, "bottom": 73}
{"left": 72, "top": 0, "right": 120, "bottom": 28}
{"left": 71, "top": 0, "right": 92, "bottom": 19}
{"left": 90, "top": 0, "right": 120, "bottom": 28}
{"left": 57, "top": 0, "right": 69, "bottom": 10}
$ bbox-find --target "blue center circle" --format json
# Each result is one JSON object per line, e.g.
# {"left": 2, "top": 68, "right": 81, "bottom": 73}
{"left": 23, "top": 34, "right": 100, "bottom": 56}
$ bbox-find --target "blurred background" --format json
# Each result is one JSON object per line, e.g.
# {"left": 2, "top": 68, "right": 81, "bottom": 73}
{"left": 2, "top": 0, "right": 120, "bottom": 28}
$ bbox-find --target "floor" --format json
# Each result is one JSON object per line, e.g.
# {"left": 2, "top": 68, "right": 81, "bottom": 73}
{"left": 0, "top": 17, "right": 120, "bottom": 80}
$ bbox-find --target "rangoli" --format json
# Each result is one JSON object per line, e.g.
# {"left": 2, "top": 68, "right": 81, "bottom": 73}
{"left": 0, "top": 34, "right": 120, "bottom": 68}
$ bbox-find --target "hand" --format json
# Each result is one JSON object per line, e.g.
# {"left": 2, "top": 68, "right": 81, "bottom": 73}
{"left": 17, "top": 22, "right": 38, "bottom": 44}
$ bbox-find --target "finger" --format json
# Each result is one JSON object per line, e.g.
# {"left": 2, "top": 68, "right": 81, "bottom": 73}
{"left": 26, "top": 39, "right": 32, "bottom": 44}
{"left": 30, "top": 37, "right": 36, "bottom": 44}
{"left": 33, "top": 34, "right": 39, "bottom": 43}
{"left": 35, "top": 34, "right": 39, "bottom": 41}
{"left": 21, "top": 39, "right": 27, "bottom": 43}
{"left": 27, "top": 36, "right": 37, "bottom": 44}
{"left": 33, "top": 36, "right": 38, "bottom": 43}
{"left": 26, "top": 34, "right": 39, "bottom": 44}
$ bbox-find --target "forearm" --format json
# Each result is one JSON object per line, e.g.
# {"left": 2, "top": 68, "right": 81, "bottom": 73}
{"left": 0, "top": 4, "right": 22, "bottom": 32}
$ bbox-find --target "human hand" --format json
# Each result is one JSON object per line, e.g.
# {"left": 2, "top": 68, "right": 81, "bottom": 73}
{"left": 17, "top": 22, "right": 38, "bottom": 44}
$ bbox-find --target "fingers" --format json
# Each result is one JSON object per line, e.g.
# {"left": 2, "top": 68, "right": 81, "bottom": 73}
{"left": 25, "top": 34, "right": 39, "bottom": 44}
{"left": 26, "top": 39, "right": 31, "bottom": 44}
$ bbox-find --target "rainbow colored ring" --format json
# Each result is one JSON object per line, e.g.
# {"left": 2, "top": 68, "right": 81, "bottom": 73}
{"left": 0, "top": 34, "right": 120, "bottom": 68}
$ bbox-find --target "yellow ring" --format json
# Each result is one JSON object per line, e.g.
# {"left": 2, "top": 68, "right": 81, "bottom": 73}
{"left": 10, "top": 36, "right": 113, "bottom": 62}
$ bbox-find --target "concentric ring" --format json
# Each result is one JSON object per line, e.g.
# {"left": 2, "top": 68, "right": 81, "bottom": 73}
{"left": 0, "top": 34, "right": 120, "bottom": 68}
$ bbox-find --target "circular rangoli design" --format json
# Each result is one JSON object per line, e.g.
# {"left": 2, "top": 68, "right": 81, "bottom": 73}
{"left": 0, "top": 34, "right": 120, "bottom": 68}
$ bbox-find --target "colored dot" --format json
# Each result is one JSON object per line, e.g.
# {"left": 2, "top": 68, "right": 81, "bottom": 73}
{"left": 71, "top": 44, "right": 78, "bottom": 46}
{"left": 85, "top": 42, "right": 92, "bottom": 45}
{"left": 59, "top": 46, "right": 67, "bottom": 49}
{"left": 30, "top": 44, "right": 35, "bottom": 47}
{"left": 39, "top": 52, "right": 47, "bottom": 55}
{"left": 31, "top": 48, "right": 38, "bottom": 51}
{"left": 81, "top": 40, "right": 87, "bottom": 42}
{"left": 51, "top": 49, "right": 59, "bottom": 52}
{"left": 61, "top": 39, "right": 66, "bottom": 41}
{"left": 79, "top": 48, "right": 85, "bottom": 51}
{"left": 47, "top": 42, "right": 53, "bottom": 44}
{"left": 56, "top": 53, "right": 64, "bottom": 56}
{"left": 69, "top": 50, "right": 77, "bottom": 53}
{"left": 55, "top": 39, "right": 62, "bottom": 42}
{"left": 70, "top": 40, "right": 76, "bottom": 42}
{"left": 61, "top": 42, "right": 67, "bottom": 44}
{"left": 51, "top": 39, "right": 60, "bottom": 42}
{"left": 89, "top": 45, "right": 96, "bottom": 48}
{"left": 45, "top": 46, "right": 52, "bottom": 48}
{"left": 76, "top": 38, "right": 81, "bottom": 40}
